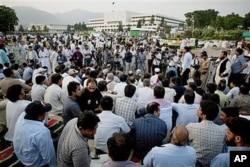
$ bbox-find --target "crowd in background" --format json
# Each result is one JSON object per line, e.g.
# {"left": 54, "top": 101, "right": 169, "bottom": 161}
{"left": 0, "top": 32, "right": 250, "bottom": 167}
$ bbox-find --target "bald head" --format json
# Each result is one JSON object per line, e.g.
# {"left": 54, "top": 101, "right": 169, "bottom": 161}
{"left": 171, "top": 125, "right": 189, "bottom": 146}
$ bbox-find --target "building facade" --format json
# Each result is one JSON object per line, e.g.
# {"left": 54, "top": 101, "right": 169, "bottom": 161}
{"left": 27, "top": 24, "right": 68, "bottom": 34}
{"left": 87, "top": 11, "right": 185, "bottom": 32}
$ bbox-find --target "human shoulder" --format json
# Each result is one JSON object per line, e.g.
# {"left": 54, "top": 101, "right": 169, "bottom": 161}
{"left": 210, "top": 153, "right": 229, "bottom": 167}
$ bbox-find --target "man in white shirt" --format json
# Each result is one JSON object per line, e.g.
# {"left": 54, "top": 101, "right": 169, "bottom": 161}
{"left": 62, "top": 69, "right": 83, "bottom": 96}
{"left": 94, "top": 96, "right": 130, "bottom": 154}
{"left": 181, "top": 46, "right": 192, "bottom": 85}
{"left": 172, "top": 89, "right": 199, "bottom": 126}
{"left": 44, "top": 73, "right": 67, "bottom": 116}
{"left": 136, "top": 79, "right": 154, "bottom": 110}
{"left": 113, "top": 74, "right": 127, "bottom": 96}
{"left": 152, "top": 48, "right": 162, "bottom": 74}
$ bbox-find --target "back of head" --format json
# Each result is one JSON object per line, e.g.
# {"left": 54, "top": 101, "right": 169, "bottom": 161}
{"left": 162, "top": 79, "right": 170, "bottom": 88}
{"left": 77, "top": 111, "right": 100, "bottom": 130}
{"left": 98, "top": 80, "right": 107, "bottom": 91}
{"left": 6, "top": 84, "right": 23, "bottom": 102}
{"left": 119, "top": 74, "right": 127, "bottom": 82}
{"left": 208, "top": 94, "right": 220, "bottom": 105}
{"left": 3, "top": 68, "right": 13, "bottom": 77}
{"left": 206, "top": 83, "right": 217, "bottom": 93}
{"left": 35, "top": 75, "right": 46, "bottom": 85}
{"left": 154, "top": 86, "right": 165, "bottom": 98}
{"left": 200, "top": 100, "right": 219, "bottom": 121}
{"left": 146, "top": 102, "right": 160, "bottom": 114}
{"left": 240, "top": 83, "right": 250, "bottom": 95}
{"left": 226, "top": 117, "right": 250, "bottom": 145}
{"left": 218, "top": 80, "right": 226, "bottom": 91}
{"left": 221, "top": 107, "right": 239, "bottom": 118}
{"left": 100, "top": 96, "right": 113, "bottom": 110}
{"left": 107, "top": 133, "right": 132, "bottom": 161}
{"left": 143, "top": 78, "right": 150, "bottom": 87}
{"left": 124, "top": 84, "right": 136, "bottom": 97}
{"left": 188, "top": 82, "right": 197, "bottom": 91}
{"left": 89, "top": 70, "right": 98, "bottom": 79}
{"left": 51, "top": 73, "right": 63, "bottom": 84}
{"left": 184, "top": 89, "right": 195, "bottom": 104}
{"left": 171, "top": 125, "right": 189, "bottom": 146}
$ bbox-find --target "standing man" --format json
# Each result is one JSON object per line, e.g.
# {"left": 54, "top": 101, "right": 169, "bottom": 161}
{"left": 82, "top": 44, "right": 92, "bottom": 67}
{"left": 26, "top": 45, "right": 39, "bottom": 68}
{"left": 39, "top": 46, "right": 52, "bottom": 74}
{"left": 229, "top": 48, "right": 248, "bottom": 85}
{"left": 215, "top": 51, "right": 231, "bottom": 85}
{"left": 152, "top": 48, "right": 162, "bottom": 74}
{"left": 13, "top": 101, "right": 56, "bottom": 167}
{"left": 211, "top": 117, "right": 250, "bottom": 167}
{"left": 181, "top": 46, "right": 192, "bottom": 85}
{"left": 57, "top": 111, "right": 100, "bottom": 167}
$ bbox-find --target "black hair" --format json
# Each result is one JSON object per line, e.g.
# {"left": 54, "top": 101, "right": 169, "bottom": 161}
{"left": 3, "top": 68, "right": 13, "bottom": 77}
{"left": 235, "top": 48, "right": 244, "bottom": 55}
{"left": 35, "top": 75, "right": 46, "bottom": 85}
{"left": 146, "top": 102, "right": 160, "bottom": 114}
{"left": 51, "top": 73, "right": 63, "bottom": 84}
{"left": 67, "top": 81, "right": 80, "bottom": 96}
{"left": 154, "top": 86, "right": 165, "bottom": 98}
{"left": 206, "top": 83, "right": 217, "bottom": 93}
{"left": 107, "top": 133, "right": 132, "bottom": 161}
{"left": 240, "top": 83, "right": 250, "bottom": 95}
{"left": 184, "top": 89, "right": 195, "bottom": 104}
{"left": 6, "top": 84, "right": 23, "bottom": 102}
{"left": 200, "top": 100, "right": 219, "bottom": 121}
{"left": 97, "top": 80, "right": 107, "bottom": 91}
{"left": 100, "top": 96, "right": 113, "bottom": 110}
{"left": 119, "top": 74, "right": 128, "bottom": 82}
{"left": 124, "top": 84, "right": 136, "bottom": 98}
{"left": 188, "top": 82, "right": 197, "bottom": 91}
{"left": 77, "top": 110, "right": 100, "bottom": 130}
{"left": 226, "top": 117, "right": 250, "bottom": 145}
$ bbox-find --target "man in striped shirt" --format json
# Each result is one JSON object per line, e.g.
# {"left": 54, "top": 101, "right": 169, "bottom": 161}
{"left": 57, "top": 111, "right": 100, "bottom": 167}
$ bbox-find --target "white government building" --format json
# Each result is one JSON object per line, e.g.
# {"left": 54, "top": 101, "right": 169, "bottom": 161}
{"left": 86, "top": 11, "right": 185, "bottom": 32}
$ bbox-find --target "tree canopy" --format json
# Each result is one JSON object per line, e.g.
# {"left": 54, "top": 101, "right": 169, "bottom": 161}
{"left": 0, "top": 6, "right": 19, "bottom": 33}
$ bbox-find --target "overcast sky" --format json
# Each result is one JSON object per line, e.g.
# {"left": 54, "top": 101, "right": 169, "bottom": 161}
{"left": 3, "top": 0, "right": 250, "bottom": 20}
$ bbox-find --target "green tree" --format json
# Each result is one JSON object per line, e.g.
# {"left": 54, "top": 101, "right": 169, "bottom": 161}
{"left": 0, "top": 6, "right": 19, "bottom": 33}
{"left": 160, "top": 17, "right": 164, "bottom": 27}
{"left": 185, "top": 9, "right": 219, "bottom": 28}
{"left": 81, "top": 21, "right": 87, "bottom": 30}
{"left": 243, "top": 12, "right": 250, "bottom": 30}
{"left": 43, "top": 25, "right": 49, "bottom": 32}
{"left": 67, "top": 25, "right": 71, "bottom": 32}
{"left": 137, "top": 20, "right": 142, "bottom": 28}
{"left": 223, "top": 13, "right": 243, "bottom": 30}
{"left": 118, "top": 21, "right": 123, "bottom": 32}
{"left": 142, "top": 17, "right": 145, "bottom": 25}
{"left": 31, "top": 25, "right": 36, "bottom": 32}
{"left": 127, "top": 24, "right": 131, "bottom": 31}
{"left": 150, "top": 15, "right": 155, "bottom": 25}
{"left": 18, "top": 25, "right": 24, "bottom": 32}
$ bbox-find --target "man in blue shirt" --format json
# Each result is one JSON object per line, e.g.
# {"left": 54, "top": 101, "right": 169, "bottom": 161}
{"left": 144, "top": 125, "right": 196, "bottom": 167}
{"left": 211, "top": 117, "right": 250, "bottom": 167}
{"left": 13, "top": 101, "right": 56, "bottom": 167}
{"left": 130, "top": 102, "right": 168, "bottom": 160}
{"left": 229, "top": 48, "right": 248, "bottom": 85}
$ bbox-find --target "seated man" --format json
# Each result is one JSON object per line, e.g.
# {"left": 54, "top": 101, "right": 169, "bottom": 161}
{"left": 151, "top": 86, "right": 173, "bottom": 131}
{"left": 13, "top": 101, "right": 56, "bottom": 167}
{"left": 172, "top": 89, "right": 199, "bottom": 126}
{"left": 186, "top": 100, "right": 225, "bottom": 167}
{"left": 115, "top": 84, "right": 137, "bottom": 126}
{"left": 95, "top": 96, "right": 130, "bottom": 154}
{"left": 102, "top": 133, "right": 139, "bottom": 167}
{"left": 143, "top": 125, "right": 196, "bottom": 167}
{"left": 57, "top": 111, "right": 100, "bottom": 166}
{"left": 130, "top": 102, "right": 168, "bottom": 160}
{"left": 211, "top": 117, "right": 250, "bottom": 167}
